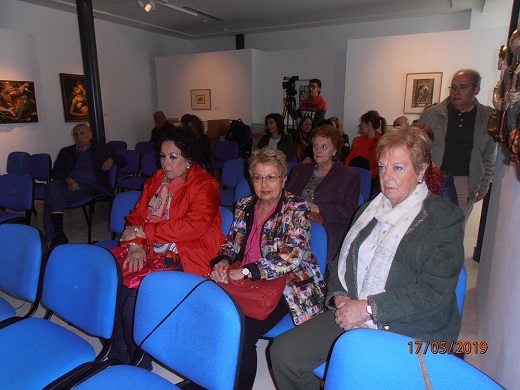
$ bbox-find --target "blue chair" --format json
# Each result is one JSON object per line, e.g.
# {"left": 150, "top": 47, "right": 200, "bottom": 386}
{"left": 116, "top": 150, "right": 140, "bottom": 187}
{"left": 63, "top": 272, "right": 244, "bottom": 390}
{"left": 0, "top": 225, "right": 46, "bottom": 324}
{"left": 313, "top": 265, "right": 469, "bottom": 380}
{"left": 66, "top": 163, "right": 118, "bottom": 243}
{"left": 234, "top": 178, "right": 253, "bottom": 204}
{"left": 28, "top": 153, "right": 52, "bottom": 202}
{"left": 324, "top": 328, "right": 501, "bottom": 389}
{"left": 263, "top": 221, "right": 327, "bottom": 338}
{"left": 135, "top": 141, "right": 157, "bottom": 160}
{"left": 6, "top": 151, "right": 30, "bottom": 174}
{"left": 94, "top": 191, "right": 142, "bottom": 249}
{"left": 220, "top": 206, "right": 234, "bottom": 236}
{"left": 117, "top": 152, "right": 159, "bottom": 191}
{"left": 0, "top": 244, "right": 120, "bottom": 389}
{"left": 0, "top": 173, "right": 33, "bottom": 225}
{"left": 349, "top": 166, "right": 371, "bottom": 202}
{"left": 287, "top": 161, "right": 300, "bottom": 174}
{"left": 220, "top": 158, "right": 248, "bottom": 207}
{"left": 107, "top": 140, "right": 127, "bottom": 153}
{"left": 211, "top": 141, "right": 239, "bottom": 175}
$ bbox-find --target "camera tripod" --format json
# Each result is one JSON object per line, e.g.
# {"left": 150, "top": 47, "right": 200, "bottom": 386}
{"left": 282, "top": 95, "right": 298, "bottom": 136}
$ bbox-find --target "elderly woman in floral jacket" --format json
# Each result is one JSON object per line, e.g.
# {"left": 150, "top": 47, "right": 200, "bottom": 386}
{"left": 210, "top": 147, "right": 326, "bottom": 390}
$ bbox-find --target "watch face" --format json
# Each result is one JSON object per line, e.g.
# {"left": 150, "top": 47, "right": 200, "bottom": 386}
{"left": 242, "top": 268, "right": 250, "bottom": 275}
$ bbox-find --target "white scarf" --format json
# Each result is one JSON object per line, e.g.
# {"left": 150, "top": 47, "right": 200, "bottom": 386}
{"left": 337, "top": 182, "right": 429, "bottom": 300}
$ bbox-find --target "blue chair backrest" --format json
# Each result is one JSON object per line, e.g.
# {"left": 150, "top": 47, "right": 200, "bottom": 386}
{"left": 140, "top": 151, "right": 160, "bottom": 177}
{"left": 135, "top": 141, "right": 157, "bottom": 158}
{"left": 213, "top": 141, "right": 239, "bottom": 163}
{"left": 349, "top": 166, "right": 371, "bottom": 202}
{"left": 310, "top": 221, "right": 327, "bottom": 273}
{"left": 107, "top": 140, "right": 127, "bottom": 153}
{"left": 6, "top": 151, "right": 30, "bottom": 174}
{"left": 234, "top": 178, "right": 253, "bottom": 203}
{"left": 110, "top": 191, "right": 141, "bottom": 234}
{"left": 456, "top": 265, "right": 467, "bottom": 316}
{"left": 28, "top": 153, "right": 52, "bottom": 182}
{"left": 0, "top": 173, "right": 33, "bottom": 211}
{"left": 135, "top": 272, "right": 243, "bottom": 390}
{"left": 220, "top": 206, "right": 234, "bottom": 236}
{"left": 117, "top": 150, "right": 140, "bottom": 176}
{"left": 324, "top": 329, "right": 501, "bottom": 389}
{"left": 42, "top": 244, "right": 120, "bottom": 339}
{"left": 287, "top": 161, "right": 300, "bottom": 174}
{"left": 221, "top": 159, "right": 248, "bottom": 188}
{"left": 0, "top": 225, "right": 43, "bottom": 302}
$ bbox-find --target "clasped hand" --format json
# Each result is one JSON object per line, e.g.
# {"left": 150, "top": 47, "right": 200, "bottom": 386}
{"left": 334, "top": 296, "right": 370, "bottom": 331}
{"left": 210, "top": 261, "right": 245, "bottom": 284}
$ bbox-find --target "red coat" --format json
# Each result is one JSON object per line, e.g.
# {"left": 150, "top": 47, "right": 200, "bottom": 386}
{"left": 126, "top": 164, "right": 225, "bottom": 276}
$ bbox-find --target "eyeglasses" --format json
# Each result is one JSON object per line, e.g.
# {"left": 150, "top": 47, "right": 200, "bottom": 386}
{"left": 308, "top": 85, "right": 318, "bottom": 89}
{"left": 252, "top": 174, "right": 282, "bottom": 183}
{"left": 448, "top": 84, "right": 476, "bottom": 92}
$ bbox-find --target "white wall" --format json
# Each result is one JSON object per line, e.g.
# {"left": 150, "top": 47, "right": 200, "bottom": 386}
{"left": 476, "top": 146, "right": 520, "bottom": 390}
{"left": 156, "top": 49, "right": 255, "bottom": 124}
{"left": 0, "top": 0, "right": 190, "bottom": 171}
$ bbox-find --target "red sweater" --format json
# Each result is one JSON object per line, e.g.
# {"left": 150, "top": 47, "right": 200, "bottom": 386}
{"left": 126, "top": 165, "right": 225, "bottom": 276}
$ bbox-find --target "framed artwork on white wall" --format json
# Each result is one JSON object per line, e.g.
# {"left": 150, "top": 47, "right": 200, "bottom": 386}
{"left": 190, "top": 89, "right": 211, "bottom": 110}
{"left": 404, "top": 72, "right": 443, "bottom": 114}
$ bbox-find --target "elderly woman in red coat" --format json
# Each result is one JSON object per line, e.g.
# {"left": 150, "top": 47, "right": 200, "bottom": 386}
{"left": 108, "top": 127, "right": 225, "bottom": 369}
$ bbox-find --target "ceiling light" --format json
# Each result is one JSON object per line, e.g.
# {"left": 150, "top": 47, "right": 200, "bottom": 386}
{"left": 144, "top": 3, "right": 152, "bottom": 12}
{"left": 136, "top": 0, "right": 154, "bottom": 12}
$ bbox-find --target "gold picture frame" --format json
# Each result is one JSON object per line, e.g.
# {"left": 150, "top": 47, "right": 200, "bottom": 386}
{"left": 404, "top": 72, "right": 443, "bottom": 114}
{"left": 190, "top": 89, "right": 211, "bottom": 110}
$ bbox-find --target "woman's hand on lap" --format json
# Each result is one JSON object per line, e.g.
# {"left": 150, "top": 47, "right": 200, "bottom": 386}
{"left": 123, "top": 245, "right": 146, "bottom": 272}
{"left": 210, "top": 260, "right": 230, "bottom": 283}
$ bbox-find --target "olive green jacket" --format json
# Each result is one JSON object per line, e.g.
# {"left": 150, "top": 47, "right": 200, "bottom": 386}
{"left": 327, "top": 194, "right": 465, "bottom": 343}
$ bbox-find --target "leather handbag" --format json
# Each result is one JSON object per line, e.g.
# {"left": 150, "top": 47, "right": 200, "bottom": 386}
{"left": 111, "top": 246, "right": 182, "bottom": 289}
{"left": 217, "top": 262, "right": 287, "bottom": 320}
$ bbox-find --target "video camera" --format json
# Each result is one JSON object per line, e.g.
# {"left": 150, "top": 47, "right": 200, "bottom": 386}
{"left": 282, "top": 76, "right": 299, "bottom": 97}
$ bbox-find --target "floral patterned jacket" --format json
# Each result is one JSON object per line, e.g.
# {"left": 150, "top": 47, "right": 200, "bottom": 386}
{"left": 213, "top": 191, "right": 326, "bottom": 325}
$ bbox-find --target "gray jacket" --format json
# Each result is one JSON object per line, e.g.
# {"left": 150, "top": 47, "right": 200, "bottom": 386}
{"left": 418, "top": 97, "right": 496, "bottom": 197}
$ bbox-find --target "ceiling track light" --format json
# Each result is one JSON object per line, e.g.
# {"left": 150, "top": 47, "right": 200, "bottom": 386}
{"left": 136, "top": 0, "right": 154, "bottom": 12}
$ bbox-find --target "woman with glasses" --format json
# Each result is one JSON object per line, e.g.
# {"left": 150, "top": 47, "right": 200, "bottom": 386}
{"left": 209, "top": 147, "right": 326, "bottom": 390}
{"left": 294, "top": 115, "right": 314, "bottom": 161}
{"left": 286, "top": 125, "right": 361, "bottom": 262}
{"left": 257, "top": 112, "right": 295, "bottom": 161}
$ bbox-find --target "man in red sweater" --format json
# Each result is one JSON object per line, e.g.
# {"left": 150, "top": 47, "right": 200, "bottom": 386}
{"left": 297, "top": 78, "right": 327, "bottom": 124}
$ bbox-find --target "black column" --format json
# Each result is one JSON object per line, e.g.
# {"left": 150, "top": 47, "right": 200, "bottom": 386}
{"left": 236, "top": 34, "right": 244, "bottom": 50}
{"left": 76, "top": 0, "right": 105, "bottom": 144}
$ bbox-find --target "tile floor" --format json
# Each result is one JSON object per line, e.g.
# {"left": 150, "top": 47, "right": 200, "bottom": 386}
{"left": 1, "top": 198, "right": 483, "bottom": 389}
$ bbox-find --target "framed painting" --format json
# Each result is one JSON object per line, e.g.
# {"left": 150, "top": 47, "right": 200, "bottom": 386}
{"left": 0, "top": 80, "right": 38, "bottom": 123}
{"left": 404, "top": 72, "right": 443, "bottom": 114}
{"left": 60, "top": 73, "right": 89, "bottom": 122}
{"left": 190, "top": 89, "right": 211, "bottom": 110}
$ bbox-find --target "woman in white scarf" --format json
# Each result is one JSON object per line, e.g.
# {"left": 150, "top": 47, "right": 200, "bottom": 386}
{"left": 272, "top": 126, "right": 465, "bottom": 390}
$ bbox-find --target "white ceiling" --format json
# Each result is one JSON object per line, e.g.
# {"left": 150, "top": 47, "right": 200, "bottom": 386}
{"left": 19, "top": 0, "right": 489, "bottom": 39}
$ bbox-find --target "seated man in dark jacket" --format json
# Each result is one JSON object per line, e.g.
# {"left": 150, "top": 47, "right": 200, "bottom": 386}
{"left": 45, "top": 124, "right": 126, "bottom": 249}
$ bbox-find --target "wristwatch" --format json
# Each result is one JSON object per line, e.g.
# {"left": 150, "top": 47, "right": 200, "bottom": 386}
{"left": 366, "top": 302, "right": 373, "bottom": 318}
{"left": 242, "top": 267, "right": 250, "bottom": 279}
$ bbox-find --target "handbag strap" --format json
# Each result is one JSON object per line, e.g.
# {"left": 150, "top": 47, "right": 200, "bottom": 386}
{"left": 138, "top": 279, "right": 212, "bottom": 348}
{"left": 416, "top": 338, "right": 433, "bottom": 390}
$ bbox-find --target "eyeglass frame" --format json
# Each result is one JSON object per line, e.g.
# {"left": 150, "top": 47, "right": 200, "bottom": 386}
{"left": 252, "top": 174, "right": 283, "bottom": 183}
{"left": 448, "top": 84, "right": 477, "bottom": 92}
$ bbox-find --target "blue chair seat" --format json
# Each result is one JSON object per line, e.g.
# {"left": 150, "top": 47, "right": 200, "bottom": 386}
{"left": 262, "top": 313, "right": 294, "bottom": 338}
{"left": 0, "top": 299, "right": 16, "bottom": 322}
{"left": 0, "top": 210, "right": 27, "bottom": 224}
{"left": 0, "top": 317, "right": 96, "bottom": 388}
{"left": 75, "top": 365, "right": 178, "bottom": 389}
{"left": 312, "top": 362, "right": 326, "bottom": 380}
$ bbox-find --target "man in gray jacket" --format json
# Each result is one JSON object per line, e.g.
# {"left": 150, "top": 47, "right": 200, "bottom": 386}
{"left": 419, "top": 69, "right": 496, "bottom": 220}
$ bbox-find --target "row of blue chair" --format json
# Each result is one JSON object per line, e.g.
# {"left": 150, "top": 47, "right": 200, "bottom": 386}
{"left": 0, "top": 223, "right": 243, "bottom": 389}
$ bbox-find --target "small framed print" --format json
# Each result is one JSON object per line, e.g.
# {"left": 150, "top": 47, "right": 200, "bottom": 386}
{"left": 60, "top": 73, "right": 89, "bottom": 122}
{"left": 190, "top": 89, "right": 211, "bottom": 110}
{"left": 404, "top": 72, "right": 443, "bottom": 114}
